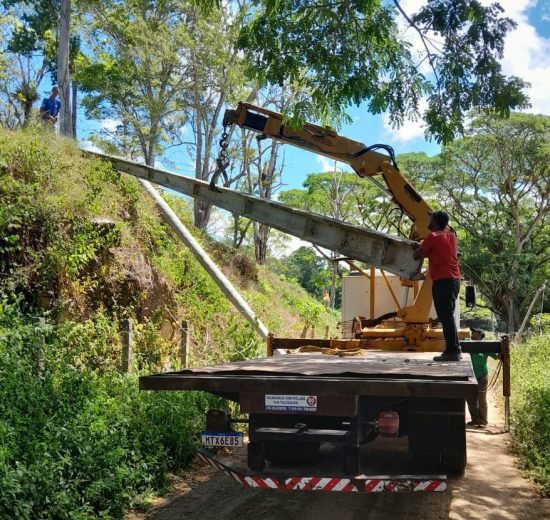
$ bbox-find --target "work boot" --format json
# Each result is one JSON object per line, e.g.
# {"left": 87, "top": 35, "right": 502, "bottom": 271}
{"left": 433, "top": 350, "right": 463, "bottom": 362}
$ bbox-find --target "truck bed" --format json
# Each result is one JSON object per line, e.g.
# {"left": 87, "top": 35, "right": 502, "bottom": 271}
{"left": 140, "top": 351, "right": 477, "bottom": 400}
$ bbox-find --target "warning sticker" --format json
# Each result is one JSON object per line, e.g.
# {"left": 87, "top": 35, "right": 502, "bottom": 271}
{"left": 265, "top": 394, "right": 318, "bottom": 412}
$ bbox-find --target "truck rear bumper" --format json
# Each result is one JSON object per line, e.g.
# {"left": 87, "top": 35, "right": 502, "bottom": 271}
{"left": 197, "top": 448, "right": 447, "bottom": 493}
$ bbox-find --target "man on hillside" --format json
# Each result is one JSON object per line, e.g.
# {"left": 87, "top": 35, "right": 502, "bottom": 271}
{"left": 39, "top": 86, "right": 61, "bottom": 125}
{"left": 413, "top": 210, "right": 462, "bottom": 361}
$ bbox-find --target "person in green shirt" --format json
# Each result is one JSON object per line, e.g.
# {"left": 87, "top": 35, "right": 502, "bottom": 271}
{"left": 467, "top": 328, "right": 498, "bottom": 427}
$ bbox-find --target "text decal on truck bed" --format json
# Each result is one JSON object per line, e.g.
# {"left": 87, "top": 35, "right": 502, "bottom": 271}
{"left": 265, "top": 394, "right": 318, "bottom": 412}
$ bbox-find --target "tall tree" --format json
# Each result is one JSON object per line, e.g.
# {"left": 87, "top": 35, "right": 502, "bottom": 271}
{"left": 423, "top": 114, "right": 550, "bottom": 332}
{"left": 79, "top": 0, "right": 196, "bottom": 166}
{"left": 218, "top": 0, "right": 529, "bottom": 143}
{"left": 57, "top": 0, "right": 72, "bottom": 136}
{"left": 185, "top": 1, "right": 253, "bottom": 228}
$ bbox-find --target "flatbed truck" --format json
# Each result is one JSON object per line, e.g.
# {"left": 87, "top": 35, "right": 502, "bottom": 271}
{"left": 140, "top": 338, "right": 508, "bottom": 492}
{"left": 89, "top": 102, "right": 511, "bottom": 491}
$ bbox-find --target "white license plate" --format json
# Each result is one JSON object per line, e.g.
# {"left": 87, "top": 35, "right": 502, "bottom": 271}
{"left": 201, "top": 432, "right": 243, "bottom": 447}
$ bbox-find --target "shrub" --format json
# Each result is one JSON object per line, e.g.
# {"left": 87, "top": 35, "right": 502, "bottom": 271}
{"left": 0, "top": 301, "right": 220, "bottom": 519}
{"left": 511, "top": 334, "right": 550, "bottom": 496}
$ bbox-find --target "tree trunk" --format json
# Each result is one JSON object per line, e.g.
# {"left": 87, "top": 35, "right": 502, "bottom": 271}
{"left": 254, "top": 223, "right": 269, "bottom": 265}
{"left": 57, "top": 0, "right": 73, "bottom": 136}
{"left": 71, "top": 80, "right": 77, "bottom": 138}
{"left": 194, "top": 200, "right": 212, "bottom": 230}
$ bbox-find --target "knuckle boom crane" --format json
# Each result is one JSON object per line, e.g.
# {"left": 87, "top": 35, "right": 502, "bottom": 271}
{"left": 138, "top": 103, "right": 508, "bottom": 483}
{"left": 219, "top": 102, "right": 468, "bottom": 351}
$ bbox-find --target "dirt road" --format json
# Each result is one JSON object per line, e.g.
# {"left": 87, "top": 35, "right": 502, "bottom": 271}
{"left": 130, "top": 395, "right": 549, "bottom": 520}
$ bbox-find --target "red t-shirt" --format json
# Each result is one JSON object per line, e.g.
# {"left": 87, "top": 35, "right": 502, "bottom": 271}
{"left": 420, "top": 228, "right": 461, "bottom": 281}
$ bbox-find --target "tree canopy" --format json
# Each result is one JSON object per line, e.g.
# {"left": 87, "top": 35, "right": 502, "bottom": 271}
{"left": 235, "top": 0, "right": 529, "bottom": 143}
{"left": 418, "top": 113, "right": 550, "bottom": 331}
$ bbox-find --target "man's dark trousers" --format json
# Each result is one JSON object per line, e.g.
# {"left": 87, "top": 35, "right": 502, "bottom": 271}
{"left": 432, "top": 278, "right": 460, "bottom": 354}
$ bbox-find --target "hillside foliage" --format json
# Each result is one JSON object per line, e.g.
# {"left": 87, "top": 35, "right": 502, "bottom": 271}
{"left": 0, "top": 127, "right": 338, "bottom": 519}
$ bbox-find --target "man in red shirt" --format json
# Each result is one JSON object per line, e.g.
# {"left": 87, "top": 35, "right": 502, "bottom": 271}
{"left": 413, "top": 210, "right": 462, "bottom": 361}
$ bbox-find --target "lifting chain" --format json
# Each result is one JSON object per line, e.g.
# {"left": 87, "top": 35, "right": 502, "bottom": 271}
{"left": 209, "top": 124, "right": 231, "bottom": 191}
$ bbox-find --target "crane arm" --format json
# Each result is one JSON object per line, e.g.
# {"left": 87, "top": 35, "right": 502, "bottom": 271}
{"left": 223, "top": 102, "right": 433, "bottom": 239}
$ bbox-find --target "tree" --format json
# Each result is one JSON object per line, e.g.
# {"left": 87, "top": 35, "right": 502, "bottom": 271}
{"left": 280, "top": 167, "right": 359, "bottom": 307}
{"left": 78, "top": 0, "right": 197, "bottom": 166}
{"left": 426, "top": 113, "right": 550, "bottom": 333}
{"left": 0, "top": 1, "right": 54, "bottom": 126}
{"left": 184, "top": 1, "right": 254, "bottom": 229}
{"left": 221, "top": 0, "right": 529, "bottom": 143}
{"left": 283, "top": 246, "right": 333, "bottom": 300}
{"left": 57, "top": 0, "right": 72, "bottom": 136}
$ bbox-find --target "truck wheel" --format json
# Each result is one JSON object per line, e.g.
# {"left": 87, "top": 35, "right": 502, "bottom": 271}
{"left": 342, "top": 446, "right": 360, "bottom": 475}
{"left": 248, "top": 442, "right": 265, "bottom": 471}
{"left": 439, "top": 453, "right": 467, "bottom": 475}
{"left": 265, "top": 441, "right": 320, "bottom": 465}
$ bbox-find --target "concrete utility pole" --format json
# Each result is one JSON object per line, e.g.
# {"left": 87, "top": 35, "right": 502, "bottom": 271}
{"left": 138, "top": 178, "right": 270, "bottom": 340}
{"left": 57, "top": 0, "right": 73, "bottom": 137}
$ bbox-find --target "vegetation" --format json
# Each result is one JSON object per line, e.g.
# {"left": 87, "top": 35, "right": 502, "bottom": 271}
{"left": 0, "top": 300, "right": 218, "bottom": 519}
{"left": 511, "top": 334, "right": 550, "bottom": 496}
{"left": 0, "top": 127, "right": 338, "bottom": 519}
{"left": 425, "top": 113, "right": 550, "bottom": 333}
{"left": 0, "top": 0, "right": 548, "bottom": 513}
{"left": 236, "top": 0, "right": 529, "bottom": 142}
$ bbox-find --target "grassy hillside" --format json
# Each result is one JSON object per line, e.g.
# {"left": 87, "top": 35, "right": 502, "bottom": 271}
{"left": 0, "top": 127, "right": 339, "bottom": 519}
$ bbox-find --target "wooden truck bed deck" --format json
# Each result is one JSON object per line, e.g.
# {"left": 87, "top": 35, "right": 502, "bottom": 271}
{"left": 139, "top": 351, "right": 477, "bottom": 400}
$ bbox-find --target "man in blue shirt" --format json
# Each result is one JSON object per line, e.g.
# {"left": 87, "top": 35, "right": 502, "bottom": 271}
{"left": 40, "top": 87, "right": 61, "bottom": 124}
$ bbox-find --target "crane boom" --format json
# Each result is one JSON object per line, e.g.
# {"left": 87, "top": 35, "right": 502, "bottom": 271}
{"left": 82, "top": 150, "right": 422, "bottom": 280}
{"left": 223, "top": 103, "right": 433, "bottom": 240}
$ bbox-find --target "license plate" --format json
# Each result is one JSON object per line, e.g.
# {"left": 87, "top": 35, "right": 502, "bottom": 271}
{"left": 201, "top": 431, "right": 243, "bottom": 447}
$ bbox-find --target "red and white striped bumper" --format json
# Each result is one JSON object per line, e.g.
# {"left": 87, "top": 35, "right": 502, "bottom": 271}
{"left": 197, "top": 449, "right": 447, "bottom": 493}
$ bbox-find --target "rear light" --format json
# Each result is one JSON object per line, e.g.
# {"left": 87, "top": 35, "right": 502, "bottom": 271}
{"left": 378, "top": 411, "right": 399, "bottom": 437}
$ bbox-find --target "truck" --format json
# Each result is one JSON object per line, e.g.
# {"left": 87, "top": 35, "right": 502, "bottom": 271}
{"left": 93, "top": 103, "right": 510, "bottom": 493}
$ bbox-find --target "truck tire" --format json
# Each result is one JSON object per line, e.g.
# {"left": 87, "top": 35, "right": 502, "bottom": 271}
{"left": 265, "top": 441, "right": 320, "bottom": 465}
{"left": 439, "top": 452, "right": 467, "bottom": 475}
{"left": 248, "top": 441, "right": 265, "bottom": 471}
{"left": 342, "top": 446, "right": 360, "bottom": 475}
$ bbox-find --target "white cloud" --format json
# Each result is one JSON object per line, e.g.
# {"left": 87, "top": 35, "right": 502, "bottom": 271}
{"left": 486, "top": 0, "right": 550, "bottom": 114}
{"left": 316, "top": 156, "right": 336, "bottom": 172}
{"left": 100, "top": 118, "right": 122, "bottom": 133}
{"left": 384, "top": 0, "right": 549, "bottom": 143}
{"left": 383, "top": 114, "right": 425, "bottom": 143}
{"left": 383, "top": 98, "right": 428, "bottom": 143}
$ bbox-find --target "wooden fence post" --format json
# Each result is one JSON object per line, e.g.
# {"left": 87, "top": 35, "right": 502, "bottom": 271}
{"left": 502, "top": 335, "right": 511, "bottom": 432}
{"left": 180, "top": 320, "right": 191, "bottom": 368}
{"left": 34, "top": 317, "right": 46, "bottom": 377}
{"left": 121, "top": 318, "right": 134, "bottom": 373}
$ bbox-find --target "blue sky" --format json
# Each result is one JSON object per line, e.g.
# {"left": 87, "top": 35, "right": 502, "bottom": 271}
{"left": 79, "top": 0, "right": 549, "bottom": 194}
